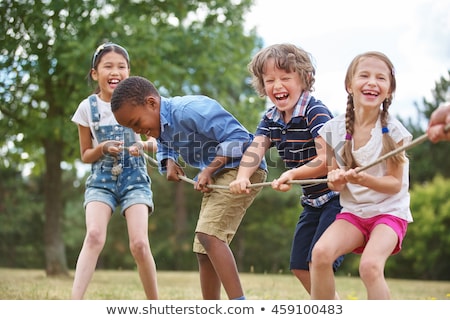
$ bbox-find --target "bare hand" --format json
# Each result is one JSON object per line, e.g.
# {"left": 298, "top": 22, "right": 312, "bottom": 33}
{"left": 166, "top": 159, "right": 185, "bottom": 182}
{"left": 128, "top": 143, "right": 143, "bottom": 157}
{"left": 229, "top": 178, "right": 251, "bottom": 194}
{"left": 272, "top": 170, "right": 294, "bottom": 192}
{"left": 344, "top": 168, "right": 366, "bottom": 185}
{"left": 428, "top": 103, "right": 450, "bottom": 142}
{"left": 195, "top": 171, "right": 213, "bottom": 193}
{"left": 102, "top": 140, "right": 123, "bottom": 156}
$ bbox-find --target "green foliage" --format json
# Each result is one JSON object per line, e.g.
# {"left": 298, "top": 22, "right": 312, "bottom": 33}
{"left": 0, "top": 163, "right": 89, "bottom": 269}
{"left": 0, "top": 167, "right": 45, "bottom": 268}
{"left": 390, "top": 175, "right": 450, "bottom": 280}
{"left": 404, "top": 70, "right": 450, "bottom": 185}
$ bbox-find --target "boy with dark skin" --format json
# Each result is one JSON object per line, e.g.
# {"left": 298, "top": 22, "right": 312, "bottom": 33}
{"left": 111, "top": 76, "right": 267, "bottom": 300}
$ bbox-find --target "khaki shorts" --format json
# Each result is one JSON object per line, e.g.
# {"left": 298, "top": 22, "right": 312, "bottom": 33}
{"left": 193, "top": 167, "right": 267, "bottom": 254}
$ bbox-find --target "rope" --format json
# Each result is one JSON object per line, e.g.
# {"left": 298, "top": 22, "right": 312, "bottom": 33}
{"left": 135, "top": 122, "right": 450, "bottom": 190}
{"left": 137, "top": 152, "right": 329, "bottom": 189}
{"left": 354, "top": 121, "right": 450, "bottom": 173}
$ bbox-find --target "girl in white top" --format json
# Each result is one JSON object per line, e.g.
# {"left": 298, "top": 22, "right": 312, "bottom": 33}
{"left": 310, "top": 51, "right": 413, "bottom": 299}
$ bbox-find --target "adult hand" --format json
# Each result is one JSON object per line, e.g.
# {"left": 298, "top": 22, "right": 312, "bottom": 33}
{"left": 427, "top": 103, "right": 450, "bottom": 143}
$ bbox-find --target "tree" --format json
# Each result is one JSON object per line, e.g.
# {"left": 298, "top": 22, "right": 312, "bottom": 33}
{"left": 0, "top": 0, "right": 262, "bottom": 276}
{"left": 390, "top": 175, "right": 450, "bottom": 280}
{"left": 404, "top": 71, "right": 450, "bottom": 185}
{"left": 0, "top": 167, "right": 45, "bottom": 268}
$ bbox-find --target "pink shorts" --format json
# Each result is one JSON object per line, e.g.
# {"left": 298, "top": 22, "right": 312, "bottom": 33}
{"left": 336, "top": 212, "right": 408, "bottom": 255}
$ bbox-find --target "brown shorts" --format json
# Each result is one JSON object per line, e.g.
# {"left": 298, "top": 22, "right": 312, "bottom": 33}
{"left": 193, "top": 167, "right": 267, "bottom": 254}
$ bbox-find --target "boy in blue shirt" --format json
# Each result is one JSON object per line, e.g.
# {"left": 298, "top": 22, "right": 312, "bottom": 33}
{"left": 111, "top": 76, "right": 267, "bottom": 300}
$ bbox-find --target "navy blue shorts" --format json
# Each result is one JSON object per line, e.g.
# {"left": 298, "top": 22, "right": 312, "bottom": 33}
{"left": 290, "top": 195, "right": 344, "bottom": 271}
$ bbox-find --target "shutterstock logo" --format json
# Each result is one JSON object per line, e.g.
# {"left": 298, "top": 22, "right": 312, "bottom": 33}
{"left": 99, "top": 131, "right": 347, "bottom": 170}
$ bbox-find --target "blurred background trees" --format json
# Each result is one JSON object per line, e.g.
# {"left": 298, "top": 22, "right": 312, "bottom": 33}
{"left": 1, "top": 0, "right": 449, "bottom": 281}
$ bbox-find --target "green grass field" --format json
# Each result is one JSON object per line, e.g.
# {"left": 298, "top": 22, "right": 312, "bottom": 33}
{"left": 1, "top": 268, "right": 449, "bottom": 300}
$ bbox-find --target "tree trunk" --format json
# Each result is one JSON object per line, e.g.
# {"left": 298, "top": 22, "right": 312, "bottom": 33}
{"left": 174, "top": 182, "right": 188, "bottom": 269}
{"left": 43, "top": 139, "right": 69, "bottom": 276}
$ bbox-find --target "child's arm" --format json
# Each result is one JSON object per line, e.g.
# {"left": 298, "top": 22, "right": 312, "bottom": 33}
{"left": 77, "top": 125, "right": 122, "bottom": 163}
{"left": 143, "top": 136, "right": 158, "bottom": 153}
{"left": 345, "top": 156, "right": 404, "bottom": 194}
{"left": 272, "top": 136, "right": 329, "bottom": 192}
{"left": 166, "top": 158, "right": 185, "bottom": 182}
{"left": 327, "top": 167, "right": 347, "bottom": 191}
{"left": 128, "top": 136, "right": 158, "bottom": 157}
{"left": 196, "top": 155, "right": 229, "bottom": 192}
{"left": 229, "top": 135, "right": 269, "bottom": 194}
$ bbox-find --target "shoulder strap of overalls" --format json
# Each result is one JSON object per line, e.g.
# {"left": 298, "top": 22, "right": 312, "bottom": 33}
{"left": 88, "top": 94, "right": 100, "bottom": 131}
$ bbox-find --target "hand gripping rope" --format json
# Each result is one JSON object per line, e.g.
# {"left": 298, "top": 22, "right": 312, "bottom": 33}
{"left": 137, "top": 123, "right": 450, "bottom": 190}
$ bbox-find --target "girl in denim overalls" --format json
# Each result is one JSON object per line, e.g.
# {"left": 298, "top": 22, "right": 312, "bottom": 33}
{"left": 71, "top": 43, "right": 158, "bottom": 299}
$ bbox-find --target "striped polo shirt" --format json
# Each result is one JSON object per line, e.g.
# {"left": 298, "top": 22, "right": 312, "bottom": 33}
{"left": 255, "top": 91, "right": 338, "bottom": 206}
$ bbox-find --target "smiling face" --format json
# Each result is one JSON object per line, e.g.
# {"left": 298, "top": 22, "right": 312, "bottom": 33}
{"left": 113, "top": 96, "right": 161, "bottom": 139}
{"left": 346, "top": 56, "right": 393, "bottom": 110}
{"left": 91, "top": 51, "right": 129, "bottom": 102}
{"left": 262, "top": 58, "right": 305, "bottom": 114}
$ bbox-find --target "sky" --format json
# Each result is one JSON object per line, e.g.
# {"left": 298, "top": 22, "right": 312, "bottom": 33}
{"left": 244, "top": 0, "right": 450, "bottom": 123}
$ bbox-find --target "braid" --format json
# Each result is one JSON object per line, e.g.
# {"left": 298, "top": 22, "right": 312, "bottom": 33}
{"left": 380, "top": 99, "right": 406, "bottom": 165}
{"left": 342, "top": 94, "right": 358, "bottom": 169}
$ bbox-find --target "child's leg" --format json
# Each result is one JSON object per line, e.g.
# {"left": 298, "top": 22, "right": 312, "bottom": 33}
{"left": 359, "top": 224, "right": 397, "bottom": 299}
{"left": 194, "top": 168, "right": 265, "bottom": 300}
{"left": 71, "top": 202, "right": 111, "bottom": 299}
{"left": 310, "top": 219, "right": 363, "bottom": 299}
{"left": 196, "top": 233, "right": 243, "bottom": 299}
{"left": 196, "top": 252, "right": 221, "bottom": 299}
{"left": 126, "top": 204, "right": 158, "bottom": 299}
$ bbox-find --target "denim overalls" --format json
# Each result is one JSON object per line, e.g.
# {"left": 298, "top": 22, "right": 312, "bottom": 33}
{"left": 83, "top": 95, "right": 154, "bottom": 215}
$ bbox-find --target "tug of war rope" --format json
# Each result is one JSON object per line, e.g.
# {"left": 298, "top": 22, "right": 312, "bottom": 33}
{"left": 126, "top": 122, "right": 449, "bottom": 191}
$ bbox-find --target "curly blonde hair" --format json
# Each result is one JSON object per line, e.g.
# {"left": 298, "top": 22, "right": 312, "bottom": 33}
{"left": 248, "top": 43, "right": 316, "bottom": 97}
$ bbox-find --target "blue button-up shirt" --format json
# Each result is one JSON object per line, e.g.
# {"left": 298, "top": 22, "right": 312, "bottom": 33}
{"left": 156, "top": 95, "right": 267, "bottom": 175}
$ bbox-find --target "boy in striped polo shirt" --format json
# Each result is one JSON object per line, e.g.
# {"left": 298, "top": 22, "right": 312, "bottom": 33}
{"left": 229, "top": 43, "right": 343, "bottom": 298}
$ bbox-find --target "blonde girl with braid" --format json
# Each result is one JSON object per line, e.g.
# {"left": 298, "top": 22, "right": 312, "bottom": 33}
{"left": 310, "top": 51, "right": 413, "bottom": 300}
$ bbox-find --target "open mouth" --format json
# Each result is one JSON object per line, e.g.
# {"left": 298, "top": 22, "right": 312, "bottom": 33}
{"left": 362, "top": 90, "right": 378, "bottom": 97}
{"left": 275, "top": 93, "right": 289, "bottom": 101}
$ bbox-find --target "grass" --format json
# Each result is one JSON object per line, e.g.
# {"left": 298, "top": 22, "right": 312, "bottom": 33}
{"left": 0, "top": 268, "right": 449, "bottom": 300}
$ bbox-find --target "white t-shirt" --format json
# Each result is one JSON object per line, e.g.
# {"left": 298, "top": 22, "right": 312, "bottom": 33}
{"left": 319, "top": 114, "right": 413, "bottom": 222}
{"left": 71, "top": 94, "right": 141, "bottom": 147}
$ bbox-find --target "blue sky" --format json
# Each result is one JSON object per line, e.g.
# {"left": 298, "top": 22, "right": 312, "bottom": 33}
{"left": 245, "top": 0, "right": 450, "bottom": 123}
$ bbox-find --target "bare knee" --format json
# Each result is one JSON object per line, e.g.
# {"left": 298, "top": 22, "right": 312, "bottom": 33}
{"left": 196, "top": 232, "right": 214, "bottom": 251}
{"left": 359, "top": 258, "right": 383, "bottom": 283}
{"left": 311, "top": 242, "right": 334, "bottom": 267}
{"left": 129, "top": 238, "right": 150, "bottom": 261}
{"left": 85, "top": 229, "right": 106, "bottom": 250}
{"left": 196, "top": 252, "right": 210, "bottom": 264}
